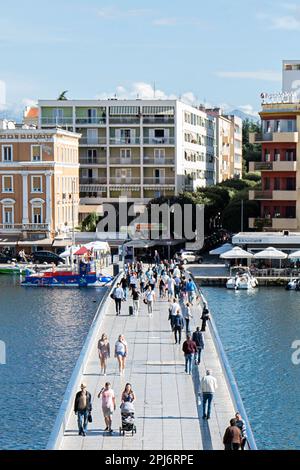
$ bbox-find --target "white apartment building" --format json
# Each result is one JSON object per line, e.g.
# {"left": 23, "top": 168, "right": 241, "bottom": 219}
{"left": 38, "top": 99, "right": 216, "bottom": 217}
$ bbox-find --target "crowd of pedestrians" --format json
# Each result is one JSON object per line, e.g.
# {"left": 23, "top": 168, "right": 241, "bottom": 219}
{"left": 73, "top": 251, "right": 248, "bottom": 450}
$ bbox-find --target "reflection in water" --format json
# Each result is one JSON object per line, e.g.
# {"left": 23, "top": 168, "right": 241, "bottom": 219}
{"left": 0, "top": 276, "right": 105, "bottom": 449}
{"left": 202, "top": 286, "right": 300, "bottom": 450}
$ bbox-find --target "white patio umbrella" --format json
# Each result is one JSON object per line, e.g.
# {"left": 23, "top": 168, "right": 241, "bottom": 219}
{"left": 59, "top": 245, "right": 80, "bottom": 258}
{"left": 84, "top": 241, "right": 110, "bottom": 252}
{"left": 288, "top": 250, "right": 300, "bottom": 259}
{"left": 220, "top": 246, "right": 254, "bottom": 259}
{"left": 253, "top": 247, "right": 287, "bottom": 260}
{"left": 209, "top": 243, "right": 233, "bottom": 255}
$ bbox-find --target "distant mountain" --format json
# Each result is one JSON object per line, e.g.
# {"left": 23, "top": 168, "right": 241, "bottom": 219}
{"left": 229, "top": 109, "right": 260, "bottom": 123}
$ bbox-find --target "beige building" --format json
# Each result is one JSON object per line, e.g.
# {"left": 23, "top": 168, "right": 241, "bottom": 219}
{"left": 206, "top": 109, "right": 243, "bottom": 182}
{"left": 0, "top": 126, "right": 80, "bottom": 248}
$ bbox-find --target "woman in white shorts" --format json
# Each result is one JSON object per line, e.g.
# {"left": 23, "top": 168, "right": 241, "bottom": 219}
{"left": 115, "top": 334, "right": 128, "bottom": 375}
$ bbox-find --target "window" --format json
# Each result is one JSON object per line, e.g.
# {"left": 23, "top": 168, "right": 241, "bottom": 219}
{"left": 3, "top": 206, "right": 13, "bottom": 225}
{"left": 264, "top": 150, "right": 271, "bottom": 162}
{"left": 264, "top": 177, "right": 270, "bottom": 190}
{"left": 2, "top": 145, "right": 13, "bottom": 162}
{"left": 31, "top": 145, "right": 42, "bottom": 162}
{"left": 120, "top": 148, "right": 131, "bottom": 159}
{"left": 154, "top": 149, "right": 165, "bottom": 160}
{"left": 274, "top": 149, "right": 280, "bottom": 161}
{"left": 2, "top": 176, "right": 13, "bottom": 193}
{"left": 275, "top": 121, "right": 281, "bottom": 132}
{"left": 286, "top": 177, "right": 296, "bottom": 190}
{"left": 33, "top": 206, "right": 42, "bottom": 224}
{"left": 31, "top": 176, "right": 42, "bottom": 193}
{"left": 87, "top": 149, "right": 97, "bottom": 163}
{"left": 274, "top": 177, "right": 280, "bottom": 190}
{"left": 287, "top": 120, "right": 294, "bottom": 132}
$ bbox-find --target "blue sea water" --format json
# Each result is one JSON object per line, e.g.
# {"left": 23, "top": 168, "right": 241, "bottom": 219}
{"left": 0, "top": 276, "right": 105, "bottom": 449}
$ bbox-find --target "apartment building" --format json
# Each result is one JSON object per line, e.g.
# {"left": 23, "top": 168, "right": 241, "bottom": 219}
{"left": 38, "top": 99, "right": 216, "bottom": 218}
{"left": 206, "top": 108, "right": 243, "bottom": 183}
{"left": 0, "top": 125, "right": 80, "bottom": 246}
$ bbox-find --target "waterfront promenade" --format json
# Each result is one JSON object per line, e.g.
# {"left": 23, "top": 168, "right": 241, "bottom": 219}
{"left": 56, "top": 279, "right": 237, "bottom": 450}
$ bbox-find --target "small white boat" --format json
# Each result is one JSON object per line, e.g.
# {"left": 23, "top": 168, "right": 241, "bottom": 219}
{"left": 286, "top": 278, "right": 300, "bottom": 290}
{"left": 226, "top": 268, "right": 258, "bottom": 290}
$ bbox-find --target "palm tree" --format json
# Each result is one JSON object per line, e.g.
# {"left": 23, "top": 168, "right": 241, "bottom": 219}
{"left": 57, "top": 90, "right": 68, "bottom": 100}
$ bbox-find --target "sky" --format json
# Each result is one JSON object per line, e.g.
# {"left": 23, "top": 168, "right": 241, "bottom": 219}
{"left": 1, "top": 0, "right": 300, "bottom": 118}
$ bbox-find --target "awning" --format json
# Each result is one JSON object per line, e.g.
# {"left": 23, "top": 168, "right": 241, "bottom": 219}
{"left": 79, "top": 205, "right": 103, "bottom": 215}
{"left": 0, "top": 236, "right": 19, "bottom": 246}
{"left": 52, "top": 238, "right": 73, "bottom": 247}
{"left": 18, "top": 239, "right": 53, "bottom": 246}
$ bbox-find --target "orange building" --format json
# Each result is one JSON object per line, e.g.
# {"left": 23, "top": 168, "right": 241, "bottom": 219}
{"left": 0, "top": 127, "right": 81, "bottom": 251}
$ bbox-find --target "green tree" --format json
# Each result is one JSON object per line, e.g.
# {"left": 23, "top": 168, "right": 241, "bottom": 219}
{"left": 242, "top": 119, "right": 261, "bottom": 174}
{"left": 80, "top": 212, "right": 99, "bottom": 232}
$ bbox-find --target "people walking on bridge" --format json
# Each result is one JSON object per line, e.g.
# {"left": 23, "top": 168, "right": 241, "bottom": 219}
{"left": 173, "top": 310, "right": 184, "bottom": 345}
{"left": 98, "top": 382, "right": 116, "bottom": 434}
{"left": 183, "top": 302, "right": 193, "bottom": 334}
{"left": 121, "top": 383, "right": 136, "bottom": 407}
{"left": 170, "top": 298, "right": 180, "bottom": 330}
{"left": 74, "top": 383, "right": 92, "bottom": 436}
{"left": 182, "top": 334, "right": 197, "bottom": 374}
{"left": 159, "top": 276, "right": 166, "bottom": 298}
{"left": 201, "top": 302, "right": 210, "bottom": 332}
{"left": 98, "top": 333, "right": 110, "bottom": 375}
{"left": 186, "top": 278, "right": 196, "bottom": 305}
{"left": 223, "top": 418, "right": 242, "bottom": 450}
{"left": 167, "top": 276, "right": 175, "bottom": 300}
{"left": 235, "top": 412, "right": 247, "bottom": 450}
{"left": 121, "top": 275, "right": 129, "bottom": 301}
{"left": 145, "top": 286, "right": 156, "bottom": 317}
{"left": 192, "top": 326, "right": 205, "bottom": 365}
{"left": 115, "top": 334, "right": 128, "bottom": 375}
{"left": 114, "top": 283, "right": 125, "bottom": 316}
{"left": 201, "top": 369, "right": 218, "bottom": 419}
{"left": 132, "top": 287, "right": 140, "bottom": 316}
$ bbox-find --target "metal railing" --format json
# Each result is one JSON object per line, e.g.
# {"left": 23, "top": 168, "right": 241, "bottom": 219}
{"left": 109, "top": 116, "right": 140, "bottom": 124}
{"left": 80, "top": 177, "right": 107, "bottom": 184}
{"left": 80, "top": 156, "right": 107, "bottom": 165}
{"left": 0, "top": 223, "right": 50, "bottom": 231}
{"left": 109, "top": 137, "right": 140, "bottom": 145}
{"left": 110, "top": 157, "right": 140, "bottom": 164}
{"left": 143, "top": 157, "right": 174, "bottom": 165}
{"left": 143, "top": 116, "right": 174, "bottom": 124}
{"left": 143, "top": 137, "right": 175, "bottom": 145}
{"left": 41, "top": 117, "right": 73, "bottom": 126}
{"left": 46, "top": 273, "right": 122, "bottom": 450}
{"left": 189, "top": 273, "right": 258, "bottom": 450}
{"left": 109, "top": 177, "right": 141, "bottom": 184}
{"left": 143, "top": 177, "right": 175, "bottom": 185}
{"left": 76, "top": 117, "right": 106, "bottom": 125}
{"left": 80, "top": 137, "right": 107, "bottom": 145}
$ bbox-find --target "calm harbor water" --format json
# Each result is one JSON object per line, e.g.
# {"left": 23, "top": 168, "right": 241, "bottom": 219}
{"left": 201, "top": 286, "right": 300, "bottom": 450}
{"left": 0, "top": 276, "right": 105, "bottom": 450}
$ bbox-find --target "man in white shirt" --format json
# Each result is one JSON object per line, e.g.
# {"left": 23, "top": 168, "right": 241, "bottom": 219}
{"left": 200, "top": 369, "right": 218, "bottom": 420}
{"left": 169, "top": 298, "right": 180, "bottom": 329}
{"left": 114, "top": 283, "right": 125, "bottom": 316}
{"left": 173, "top": 266, "right": 181, "bottom": 278}
{"left": 167, "top": 277, "right": 175, "bottom": 300}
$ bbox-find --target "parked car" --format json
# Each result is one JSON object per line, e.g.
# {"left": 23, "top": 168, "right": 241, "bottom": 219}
{"left": 175, "top": 251, "right": 203, "bottom": 264}
{"left": 32, "top": 251, "right": 65, "bottom": 265}
{"left": 0, "top": 252, "right": 12, "bottom": 264}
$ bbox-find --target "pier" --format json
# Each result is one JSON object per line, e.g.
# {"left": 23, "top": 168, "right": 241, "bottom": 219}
{"left": 47, "top": 272, "right": 256, "bottom": 450}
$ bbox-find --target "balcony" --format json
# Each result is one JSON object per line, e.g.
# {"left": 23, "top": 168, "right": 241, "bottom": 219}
{"left": 143, "top": 137, "right": 175, "bottom": 145}
{"left": 75, "top": 117, "right": 106, "bottom": 125}
{"left": 80, "top": 177, "right": 107, "bottom": 184}
{"left": 109, "top": 177, "right": 141, "bottom": 185}
{"left": 143, "top": 177, "right": 175, "bottom": 185}
{"left": 143, "top": 116, "right": 174, "bottom": 125}
{"left": 143, "top": 157, "right": 174, "bottom": 165}
{"left": 80, "top": 137, "right": 107, "bottom": 146}
{"left": 80, "top": 156, "right": 107, "bottom": 165}
{"left": 249, "top": 189, "right": 297, "bottom": 200}
{"left": 109, "top": 116, "right": 140, "bottom": 125}
{"left": 249, "top": 161, "right": 297, "bottom": 172}
{"left": 249, "top": 217, "right": 298, "bottom": 230}
{"left": 41, "top": 117, "right": 73, "bottom": 126}
{"left": 110, "top": 157, "right": 140, "bottom": 165}
{"left": 109, "top": 137, "right": 140, "bottom": 145}
{"left": 249, "top": 132, "right": 299, "bottom": 144}
{"left": 0, "top": 223, "right": 50, "bottom": 232}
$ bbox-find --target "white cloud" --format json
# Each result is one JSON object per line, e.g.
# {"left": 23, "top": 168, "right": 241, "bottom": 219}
{"left": 0, "top": 80, "right": 6, "bottom": 111}
{"left": 95, "top": 82, "right": 197, "bottom": 105}
{"left": 269, "top": 15, "right": 300, "bottom": 30}
{"left": 216, "top": 71, "right": 281, "bottom": 81}
{"left": 21, "top": 98, "right": 38, "bottom": 108}
{"left": 237, "top": 104, "right": 259, "bottom": 118}
{"left": 153, "top": 17, "right": 177, "bottom": 26}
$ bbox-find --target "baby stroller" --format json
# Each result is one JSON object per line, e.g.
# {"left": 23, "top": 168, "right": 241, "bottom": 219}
{"left": 119, "top": 401, "right": 137, "bottom": 436}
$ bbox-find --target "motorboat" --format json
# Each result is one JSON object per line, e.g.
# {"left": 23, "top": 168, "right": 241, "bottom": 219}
{"left": 21, "top": 262, "right": 113, "bottom": 288}
{"left": 0, "top": 263, "right": 34, "bottom": 275}
{"left": 286, "top": 278, "right": 300, "bottom": 290}
{"left": 226, "top": 268, "right": 258, "bottom": 290}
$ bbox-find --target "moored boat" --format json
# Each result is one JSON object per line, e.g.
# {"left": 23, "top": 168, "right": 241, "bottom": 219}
{"left": 226, "top": 268, "right": 258, "bottom": 290}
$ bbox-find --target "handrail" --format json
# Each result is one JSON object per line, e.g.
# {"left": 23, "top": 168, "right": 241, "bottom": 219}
{"left": 46, "top": 273, "right": 122, "bottom": 450}
{"left": 189, "top": 272, "right": 258, "bottom": 450}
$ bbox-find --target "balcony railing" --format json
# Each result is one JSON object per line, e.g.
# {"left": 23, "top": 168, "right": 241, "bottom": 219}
{"left": 0, "top": 223, "right": 50, "bottom": 231}
{"left": 143, "top": 157, "right": 174, "bottom": 165}
{"left": 76, "top": 117, "right": 106, "bottom": 125}
{"left": 109, "top": 177, "right": 141, "bottom": 184}
{"left": 109, "top": 117, "right": 140, "bottom": 124}
{"left": 80, "top": 177, "right": 107, "bottom": 184}
{"left": 249, "top": 217, "right": 297, "bottom": 230}
{"left": 80, "top": 137, "right": 107, "bottom": 145}
{"left": 80, "top": 156, "right": 107, "bottom": 164}
{"left": 143, "top": 137, "right": 175, "bottom": 145}
{"left": 249, "top": 161, "right": 297, "bottom": 172}
{"left": 251, "top": 190, "right": 273, "bottom": 199}
{"left": 143, "top": 117, "right": 175, "bottom": 124}
{"left": 41, "top": 118, "right": 73, "bottom": 126}
{"left": 110, "top": 157, "right": 140, "bottom": 164}
{"left": 109, "top": 137, "right": 140, "bottom": 145}
{"left": 249, "top": 131, "right": 299, "bottom": 144}
{"left": 252, "top": 162, "right": 273, "bottom": 171}
{"left": 143, "top": 177, "right": 175, "bottom": 185}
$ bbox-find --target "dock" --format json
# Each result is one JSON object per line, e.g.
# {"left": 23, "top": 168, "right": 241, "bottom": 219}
{"left": 47, "top": 274, "right": 255, "bottom": 450}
